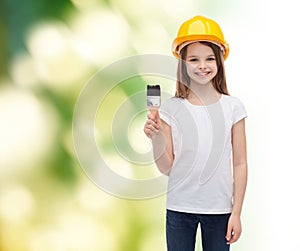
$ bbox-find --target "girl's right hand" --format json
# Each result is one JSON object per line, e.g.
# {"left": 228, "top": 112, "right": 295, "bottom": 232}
{"left": 143, "top": 110, "right": 161, "bottom": 139}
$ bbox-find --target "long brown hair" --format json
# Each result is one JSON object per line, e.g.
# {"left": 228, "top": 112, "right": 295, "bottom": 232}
{"left": 175, "top": 41, "right": 229, "bottom": 98}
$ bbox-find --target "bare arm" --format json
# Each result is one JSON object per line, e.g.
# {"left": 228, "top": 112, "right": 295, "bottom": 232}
{"left": 144, "top": 111, "right": 174, "bottom": 175}
{"left": 226, "top": 118, "right": 248, "bottom": 244}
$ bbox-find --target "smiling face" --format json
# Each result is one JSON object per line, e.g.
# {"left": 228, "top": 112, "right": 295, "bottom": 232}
{"left": 185, "top": 42, "right": 218, "bottom": 86}
{"left": 175, "top": 41, "right": 228, "bottom": 98}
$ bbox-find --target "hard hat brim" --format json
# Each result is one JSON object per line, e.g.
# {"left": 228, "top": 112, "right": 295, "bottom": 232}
{"left": 172, "top": 35, "right": 229, "bottom": 60}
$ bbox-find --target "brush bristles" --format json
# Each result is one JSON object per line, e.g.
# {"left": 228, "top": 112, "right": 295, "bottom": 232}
{"left": 147, "top": 85, "right": 160, "bottom": 96}
{"left": 147, "top": 85, "right": 161, "bottom": 108}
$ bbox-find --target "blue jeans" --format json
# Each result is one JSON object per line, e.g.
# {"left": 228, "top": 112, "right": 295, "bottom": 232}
{"left": 166, "top": 209, "right": 230, "bottom": 251}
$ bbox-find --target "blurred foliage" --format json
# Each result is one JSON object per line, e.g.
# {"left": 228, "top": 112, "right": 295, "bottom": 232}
{"left": 0, "top": 0, "right": 171, "bottom": 250}
{"left": 0, "top": 0, "right": 217, "bottom": 250}
{"left": 0, "top": 0, "right": 74, "bottom": 71}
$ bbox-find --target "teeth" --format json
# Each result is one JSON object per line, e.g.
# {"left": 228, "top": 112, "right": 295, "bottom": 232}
{"left": 196, "top": 72, "right": 209, "bottom": 76}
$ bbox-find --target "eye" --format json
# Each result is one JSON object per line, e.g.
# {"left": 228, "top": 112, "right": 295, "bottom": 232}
{"left": 188, "top": 58, "right": 198, "bottom": 62}
{"left": 207, "top": 57, "right": 215, "bottom": 61}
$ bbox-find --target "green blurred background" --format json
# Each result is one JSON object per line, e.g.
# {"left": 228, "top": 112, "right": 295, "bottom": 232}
{"left": 0, "top": 0, "right": 274, "bottom": 250}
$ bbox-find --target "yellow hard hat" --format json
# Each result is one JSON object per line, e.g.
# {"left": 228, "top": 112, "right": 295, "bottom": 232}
{"left": 172, "top": 16, "right": 229, "bottom": 60}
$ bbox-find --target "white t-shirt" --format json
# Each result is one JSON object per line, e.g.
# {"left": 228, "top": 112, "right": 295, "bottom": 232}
{"left": 159, "top": 94, "right": 247, "bottom": 214}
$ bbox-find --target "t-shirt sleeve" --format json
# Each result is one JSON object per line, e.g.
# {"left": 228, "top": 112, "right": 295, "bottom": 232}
{"left": 232, "top": 97, "right": 248, "bottom": 124}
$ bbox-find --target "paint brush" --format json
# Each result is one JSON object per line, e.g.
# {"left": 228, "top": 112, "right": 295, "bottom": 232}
{"left": 147, "top": 84, "right": 161, "bottom": 116}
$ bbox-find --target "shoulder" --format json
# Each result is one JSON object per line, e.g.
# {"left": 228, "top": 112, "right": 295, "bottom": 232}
{"left": 160, "top": 97, "right": 183, "bottom": 111}
{"left": 222, "top": 94, "right": 247, "bottom": 124}
{"left": 222, "top": 94, "right": 245, "bottom": 106}
{"left": 159, "top": 97, "right": 184, "bottom": 124}
{"left": 163, "top": 97, "right": 182, "bottom": 105}
{"left": 222, "top": 94, "right": 247, "bottom": 111}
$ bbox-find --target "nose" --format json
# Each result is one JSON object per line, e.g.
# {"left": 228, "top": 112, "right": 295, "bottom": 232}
{"left": 197, "top": 60, "right": 207, "bottom": 69}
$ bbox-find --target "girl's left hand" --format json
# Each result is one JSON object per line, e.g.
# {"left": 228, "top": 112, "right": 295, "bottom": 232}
{"left": 226, "top": 214, "right": 242, "bottom": 244}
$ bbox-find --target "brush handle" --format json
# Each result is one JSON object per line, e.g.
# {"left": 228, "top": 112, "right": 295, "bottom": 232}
{"left": 149, "top": 108, "right": 159, "bottom": 118}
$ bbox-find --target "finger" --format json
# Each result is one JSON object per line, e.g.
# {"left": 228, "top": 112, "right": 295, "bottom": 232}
{"left": 231, "top": 235, "right": 239, "bottom": 244}
{"left": 147, "top": 113, "right": 160, "bottom": 125}
{"left": 143, "top": 126, "right": 149, "bottom": 137}
{"left": 146, "top": 118, "right": 160, "bottom": 129}
{"left": 149, "top": 108, "right": 159, "bottom": 118}
{"left": 227, "top": 230, "right": 241, "bottom": 244}
{"left": 145, "top": 121, "right": 158, "bottom": 131}
{"left": 144, "top": 124, "right": 159, "bottom": 138}
{"left": 144, "top": 128, "right": 152, "bottom": 138}
{"left": 148, "top": 109, "right": 161, "bottom": 123}
{"left": 147, "top": 116, "right": 158, "bottom": 127}
{"left": 147, "top": 113, "right": 156, "bottom": 121}
{"left": 226, "top": 225, "right": 233, "bottom": 243}
{"left": 150, "top": 124, "right": 159, "bottom": 133}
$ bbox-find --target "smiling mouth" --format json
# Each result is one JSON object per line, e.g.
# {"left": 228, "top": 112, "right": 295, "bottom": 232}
{"left": 195, "top": 72, "right": 210, "bottom": 77}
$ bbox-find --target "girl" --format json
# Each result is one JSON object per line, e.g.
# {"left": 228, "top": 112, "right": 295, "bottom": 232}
{"left": 144, "top": 16, "right": 248, "bottom": 251}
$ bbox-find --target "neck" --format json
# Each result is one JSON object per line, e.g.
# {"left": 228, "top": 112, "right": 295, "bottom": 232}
{"left": 188, "top": 82, "right": 221, "bottom": 105}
